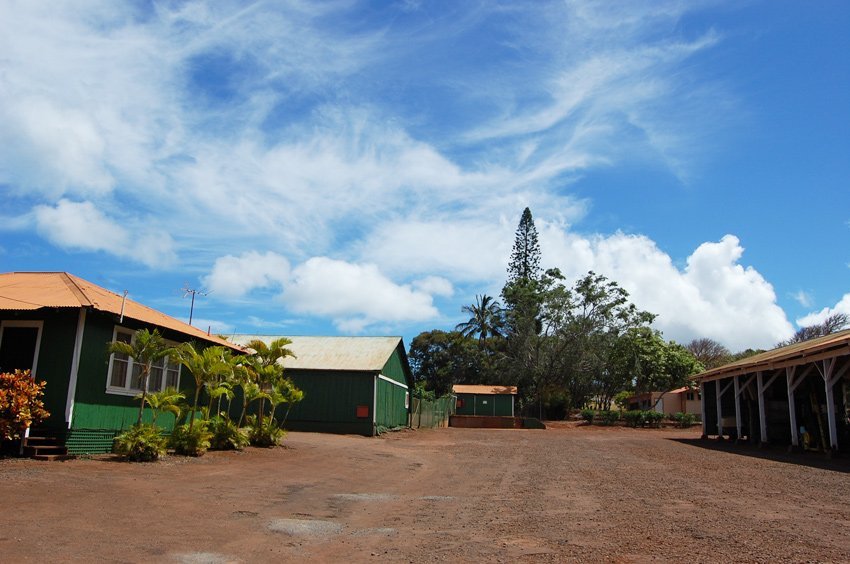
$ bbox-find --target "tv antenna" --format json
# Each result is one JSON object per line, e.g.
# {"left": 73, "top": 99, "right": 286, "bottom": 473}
{"left": 182, "top": 286, "right": 209, "bottom": 326}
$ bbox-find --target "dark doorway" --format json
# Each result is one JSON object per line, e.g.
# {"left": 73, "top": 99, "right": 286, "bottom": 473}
{"left": 0, "top": 326, "right": 40, "bottom": 374}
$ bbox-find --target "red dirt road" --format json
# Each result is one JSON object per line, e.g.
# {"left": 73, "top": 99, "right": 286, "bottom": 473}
{"left": 2, "top": 425, "right": 849, "bottom": 562}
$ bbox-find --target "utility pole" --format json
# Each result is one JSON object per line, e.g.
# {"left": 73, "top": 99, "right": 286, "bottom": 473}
{"left": 182, "top": 286, "right": 209, "bottom": 326}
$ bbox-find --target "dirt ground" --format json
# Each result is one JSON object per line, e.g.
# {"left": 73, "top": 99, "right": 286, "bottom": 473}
{"left": 2, "top": 424, "right": 850, "bottom": 563}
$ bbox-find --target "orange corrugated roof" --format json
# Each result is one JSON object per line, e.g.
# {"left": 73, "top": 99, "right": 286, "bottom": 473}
{"left": 452, "top": 384, "right": 517, "bottom": 395}
{"left": 0, "top": 272, "right": 243, "bottom": 351}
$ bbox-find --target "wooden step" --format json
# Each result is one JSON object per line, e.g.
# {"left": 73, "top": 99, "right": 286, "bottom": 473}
{"left": 25, "top": 445, "right": 67, "bottom": 455}
{"left": 24, "top": 436, "right": 60, "bottom": 446}
{"left": 32, "top": 453, "right": 75, "bottom": 462}
{"left": 22, "top": 434, "right": 73, "bottom": 460}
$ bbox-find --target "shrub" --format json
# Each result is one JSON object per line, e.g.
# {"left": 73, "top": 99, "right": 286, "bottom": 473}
{"left": 622, "top": 410, "right": 643, "bottom": 428}
{"left": 209, "top": 416, "right": 249, "bottom": 450}
{"left": 580, "top": 409, "right": 595, "bottom": 423}
{"left": 672, "top": 412, "right": 696, "bottom": 428}
{"left": 114, "top": 424, "right": 167, "bottom": 462}
{"left": 245, "top": 415, "right": 285, "bottom": 448}
{"left": 644, "top": 411, "right": 665, "bottom": 428}
{"left": 0, "top": 370, "right": 50, "bottom": 441}
{"left": 170, "top": 421, "right": 213, "bottom": 456}
{"left": 599, "top": 410, "right": 620, "bottom": 426}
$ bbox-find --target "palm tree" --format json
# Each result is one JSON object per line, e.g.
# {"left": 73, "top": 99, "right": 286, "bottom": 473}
{"left": 138, "top": 386, "right": 184, "bottom": 427}
{"left": 107, "top": 328, "right": 170, "bottom": 426}
{"left": 455, "top": 294, "right": 505, "bottom": 347}
{"left": 243, "top": 338, "right": 295, "bottom": 420}
{"left": 170, "top": 343, "right": 230, "bottom": 431}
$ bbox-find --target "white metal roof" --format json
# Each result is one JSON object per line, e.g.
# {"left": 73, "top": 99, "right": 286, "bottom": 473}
{"left": 229, "top": 335, "right": 403, "bottom": 372}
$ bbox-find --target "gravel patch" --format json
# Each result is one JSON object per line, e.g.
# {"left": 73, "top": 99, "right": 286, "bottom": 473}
{"left": 268, "top": 518, "right": 344, "bottom": 536}
{"left": 332, "top": 493, "right": 397, "bottom": 502}
{"left": 350, "top": 527, "right": 397, "bottom": 537}
{"left": 172, "top": 552, "right": 237, "bottom": 564}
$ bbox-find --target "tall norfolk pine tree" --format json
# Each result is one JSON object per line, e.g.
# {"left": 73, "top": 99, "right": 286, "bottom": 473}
{"left": 507, "top": 207, "right": 542, "bottom": 283}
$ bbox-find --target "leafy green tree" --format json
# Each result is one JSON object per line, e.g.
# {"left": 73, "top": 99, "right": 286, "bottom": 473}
{"left": 107, "top": 328, "right": 171, "bottom": 426}
{"left": 409, "top": 330, "right": 492, "bottom": 396}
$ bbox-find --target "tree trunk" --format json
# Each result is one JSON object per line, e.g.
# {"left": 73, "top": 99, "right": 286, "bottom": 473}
{"left": 189, "top": 385, "right": 201, "bottom": 432}
{"left": 135, "top": 363, "right": 152, "bottom": 426}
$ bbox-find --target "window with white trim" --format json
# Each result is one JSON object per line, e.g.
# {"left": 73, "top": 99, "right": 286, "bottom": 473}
{"left": 106, "top": 327, "right": 181, "bottom": 396}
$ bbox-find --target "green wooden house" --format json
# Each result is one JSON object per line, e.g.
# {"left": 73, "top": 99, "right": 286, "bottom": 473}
{"left": 231, "top": 335, "right": 412, "bottom": 436}
{"left": 453, "top": 385, "right": 517, "bottom": 417}
{"left": 0, "top": 272, "right": 244, "bottom": 453}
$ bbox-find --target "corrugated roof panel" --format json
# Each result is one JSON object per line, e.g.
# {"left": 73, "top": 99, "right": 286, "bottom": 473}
{"left": 696, "top": 328, "right": 850, "bottom": 381}
{"left": 0, "top": 272, "right": 243, "bottom": 352}
{"left": 452, "top": 384, "right": 518, "bottom": 395}
{"left": 230, "top": 335, "right": 403, "bottom": 372}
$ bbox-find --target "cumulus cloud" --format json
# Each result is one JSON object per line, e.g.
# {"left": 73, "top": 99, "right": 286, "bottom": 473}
{"left": 796, "top": 294, "right": 850, "bottom": 328}
{"left": 543, "top": 231, "right": 794, "bottom": 350}
{"left": 284, "top": 257, "right": 439, "bottom": 332}
{"left": 32, "top": 199, "right": 176, "bottom": 268}
{"left": 203, "top": 251, "right": 291, "bottom": 298}
{"left": 412, "top": 276, "right": 455, "bottom": 297}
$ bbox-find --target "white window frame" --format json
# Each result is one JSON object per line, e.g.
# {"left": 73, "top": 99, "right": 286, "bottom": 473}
{"left": 105, "top": 326, "right": 181, "bottom": 397}
{"left": 0, "top": 320, "right": 44, "bottom": 378}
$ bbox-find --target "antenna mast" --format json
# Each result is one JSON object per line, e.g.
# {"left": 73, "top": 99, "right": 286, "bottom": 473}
{"left": 182, "top": 286, "right": 209, "bottom": 326}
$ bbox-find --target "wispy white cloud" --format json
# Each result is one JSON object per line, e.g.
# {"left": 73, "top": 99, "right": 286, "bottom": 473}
{"left": 32, "top": 199, "right": 176, "bottom": 268}
{"left": 2, "top": 1, "right": 791, "bottom": 349}
{"left": 792, "top": 290, "right": 814, "bottom": 308}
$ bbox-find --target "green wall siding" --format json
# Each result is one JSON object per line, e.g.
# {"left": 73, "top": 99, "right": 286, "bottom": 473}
{"left": 283, "top": 369, "right": 375, "bottom": 435}
{"left": 71, "top": 310, "right": 198, "bottom": 432}
{"left": 381, "top": 346, "right": 410, "bottom": 386}
{"left": 456, "top": 393, "right": 515, "bottom": 416}
{"left": 376, "top": 377, "right": 408, "bottom": 429}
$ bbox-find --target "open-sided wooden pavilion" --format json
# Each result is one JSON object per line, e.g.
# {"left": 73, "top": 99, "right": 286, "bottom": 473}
{"left": 695, "top": 329, "right": 850, "bottom": 452}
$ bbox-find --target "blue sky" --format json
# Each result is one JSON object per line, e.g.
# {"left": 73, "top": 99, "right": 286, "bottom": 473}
{"left": 1, "top": 1, "right": 848, "bottom": 351}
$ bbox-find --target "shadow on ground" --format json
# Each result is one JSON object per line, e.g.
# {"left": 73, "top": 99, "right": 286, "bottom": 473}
{"left": 670, "top": 437, "right": 850, "bottom": 473}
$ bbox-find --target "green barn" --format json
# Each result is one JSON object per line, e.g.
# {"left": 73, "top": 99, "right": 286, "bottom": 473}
{"left": 453, "top": 385, "right": 517, "bottom": 417}
{"left": 231, "top": 335, "right": 412, "bottom": 436}
{"left": 0, "top": 272, "right": 244, "bottom": 455}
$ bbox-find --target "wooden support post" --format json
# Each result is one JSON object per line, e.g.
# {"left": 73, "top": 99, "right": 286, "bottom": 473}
{"left": 757, "top": 371, "right": 767, "bottom": 444}
{"left": 734, "top": 375, "right": 742, "bottom": 441}
{"left": 786, "top": 366, "right": 799, "bottom": 448}
{"left": 821, "top": 358, "right": 839, "bottom": 451}
{"left": 715, "top": 379, "right": 723, "bottom": 438}
{"left": 700, "top": 382, "right": 707, "bottom": 438}
{"left": 756, "top": 370, "right": 781, "bottom": 445}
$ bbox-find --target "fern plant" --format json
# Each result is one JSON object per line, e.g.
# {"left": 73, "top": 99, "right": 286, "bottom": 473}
{"left": 245, "top": 414, "right": 285, "bottom": 447}
{"left": 209, "top": 416, "right": 249, "bottom": 450}
{"left": 113, "top": 424, "right": 167, "bottom": 462}
{"left": 169, "top": 421, "right": 213, "bottom": 456}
